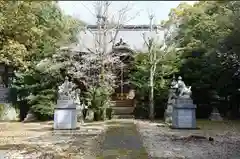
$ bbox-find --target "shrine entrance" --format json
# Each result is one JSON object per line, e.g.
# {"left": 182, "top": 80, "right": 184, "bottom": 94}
{"left": 111, "top": 39, "right": 135, "bottom": 118}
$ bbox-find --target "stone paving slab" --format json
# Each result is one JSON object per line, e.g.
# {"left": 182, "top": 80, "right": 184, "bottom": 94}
{"left": 98, "top": 121, "right": 148, "bottom": 159}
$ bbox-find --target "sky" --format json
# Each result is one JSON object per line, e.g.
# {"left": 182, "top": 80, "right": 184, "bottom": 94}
{"left": 58, "top": 1, "right": 197, "bottom": 25}
{"left": 58, "top": 1, "right": 197, "bottom": 51}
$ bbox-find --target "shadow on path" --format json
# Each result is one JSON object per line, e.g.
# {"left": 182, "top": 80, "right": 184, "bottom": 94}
{"left": 98, "top": 121, "right": 148, "bottom": 159}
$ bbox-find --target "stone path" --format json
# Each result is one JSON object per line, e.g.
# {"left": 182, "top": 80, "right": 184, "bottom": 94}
{"left": 98, "top": 121, "right": 148, "bottom": 159}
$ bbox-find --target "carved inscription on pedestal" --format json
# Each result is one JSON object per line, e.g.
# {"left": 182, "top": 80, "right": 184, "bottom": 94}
{"left": 177, "top": 109, "right": 193, "bottom": 128}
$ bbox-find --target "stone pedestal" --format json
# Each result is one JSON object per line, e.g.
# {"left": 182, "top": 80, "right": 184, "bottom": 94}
{"left": 164, "top": 104, "right": 173, "bottom": 123}
{"left": 172, "top": 98, "right": 197, "bottom": 129}
{"left": 209, "top": 107, "right": 223, "bottom": 121}
{"left": 54, "top": 97, "right": 77, "bottom": 130}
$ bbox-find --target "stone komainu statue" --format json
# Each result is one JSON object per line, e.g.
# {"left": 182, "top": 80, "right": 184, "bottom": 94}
{"left": 176, "top": 76, "right": 192, "bottom": 99}
{"left": 58, "top": 76, "right": 75, "bottom": 100}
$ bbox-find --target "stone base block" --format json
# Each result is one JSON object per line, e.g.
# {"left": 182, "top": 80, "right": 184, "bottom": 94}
{"left": 170, "top": 126, "right": 200, "bottom": 130}
{"left": 54, "top": 109, "right": 77, "bottom": 130}
{"left": 209, "top": 113, "right": 223, "bottom": 121}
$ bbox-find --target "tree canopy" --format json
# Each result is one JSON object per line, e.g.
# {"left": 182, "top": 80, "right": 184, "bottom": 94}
{"left": 0, "top": 1, "right": 83, "bottom": 119}
{"left": 3, "top": 1, "right": 240, "bottom": 120}
{"left": 130, "top": 1, "right": 240, "bottom": 119}
{"left": 0, "top": 1, "right": 82, "bottom": 69}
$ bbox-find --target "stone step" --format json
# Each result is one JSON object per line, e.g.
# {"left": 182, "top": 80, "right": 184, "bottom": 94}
{"left": 113, "top": 100, "right": 133, "bottom": 107}
{"left": 112, "top": 115, "right": 134, "bottom": 119}
{"left": 112, "top": 107, "right": 135, "bottom": 115}
{"left": 114, "top": 99, "right": 133, "bottom": 102}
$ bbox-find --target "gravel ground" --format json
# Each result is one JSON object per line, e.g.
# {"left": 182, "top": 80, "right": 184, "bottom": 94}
{"left": 2, "top": 120, "right": 240, "bottom": 159}
{"left": 0, "top": 121, "right": 107, "bottom": 158}
{"left": 135, "top": 120, "right": 240, "bottom": 159}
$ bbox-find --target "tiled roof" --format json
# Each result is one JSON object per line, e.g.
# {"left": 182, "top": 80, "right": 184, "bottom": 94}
{"left": 86, "top": 24, "right": 161, "bottom": 31}
{"left": 67, "top": 25, "right": 164, "bottom": 53}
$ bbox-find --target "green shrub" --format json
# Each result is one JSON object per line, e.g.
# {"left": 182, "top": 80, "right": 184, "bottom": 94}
{"left": 27, "top": 89, "right": 56, "bottom": 120}
{"left": 106, "top": 108, "right": 113, "bottom": 120}
{"left": 94, "top": 109, "right": 104, "bottom": 121}
{"left": 85, "top": 85, "right": 114, "bottom": 120}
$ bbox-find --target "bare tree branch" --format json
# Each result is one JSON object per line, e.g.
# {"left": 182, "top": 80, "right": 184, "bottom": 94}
{"left": 74, "top": 1, "right": 141, "bottom": 91}
{"left": 80, "top": 2, "right": 96, "bottom": 17}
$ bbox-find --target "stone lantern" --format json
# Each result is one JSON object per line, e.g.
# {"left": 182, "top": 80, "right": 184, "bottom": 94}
{"left": 164, "top": 76, "right": 178, "bottom": 123}
{"left": 209, "top": 91, "right": 223, "bottom": 121}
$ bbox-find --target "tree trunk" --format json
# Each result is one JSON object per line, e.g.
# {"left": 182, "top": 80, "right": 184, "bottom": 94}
{"left": 149, "top": 67, "right": 154, "bottom": 120}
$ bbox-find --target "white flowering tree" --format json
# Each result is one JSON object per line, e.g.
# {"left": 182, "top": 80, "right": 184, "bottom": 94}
{"left": 37, "top": 1, "right": 140, "bottom": 120}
